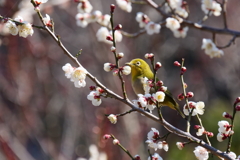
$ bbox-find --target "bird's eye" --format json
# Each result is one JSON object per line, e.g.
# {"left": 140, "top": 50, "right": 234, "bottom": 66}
{"left": 136, "top": 61, "right": 141, "bottom": 66}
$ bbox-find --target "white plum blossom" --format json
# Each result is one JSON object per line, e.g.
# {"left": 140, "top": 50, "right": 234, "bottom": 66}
{"left": 62, "top": 63, "right": 74, "bottom": 79}
{"left": 5, "top": 20, "right": 18, "bottom": 35}
{"left": 217, "top": 132, "right": 225, "bottom": 142}
{"left": 77, "top": 0, "right": 93, "bottom": 13}
{"left": 97, "top": 14, "right": 111, "bottom": 26}
{"left": 136, "top": 12, "right": 149, "bottom": 28}
{"left": 145, "top": 22, "right": 161, "bottom": 35}
{"left": 96, "top": 27, "right": 111, "bottom": 44}
{"left": 201, "top": 38, "right": 224, "bottom": 58}
{"left": 173, "top": 26, "right": 189, "bottom": 38}
{"left": 90, "top": 10, "right": 102, "bottom": 22}
{"left": 145, "top": 94, "right": 156, "bottom": 111}
{"left": 122, "top": 66, "right": 131, "bottom": 75}
{"left": 18, "top": 22, "right": 34, "bottom": 38}
{"left": 113, "top": 139, "right": 119, "bottom": 145}
{"left": 136, "top": 94, "right": 147, "bottom": 108}
{"left": 166, "top": 17, "right": 180, "bottom": 31}
{"left": 193, "top": 146, "right": 209, "bottom": 160}
{"left": 152, "top": 91, "right": 165, "bottom": 102}
{"left": 70, "top": 66, "right": 88, "bottom": 88}
{"left": 145, "top": 128, "right": 168, "bottom": 151}
{"left": 196, "top": 126, "right": 205, "bottom": 136}
{"left": 223, "top": 152, "right": 237, "bottom": 160}
{"left": 87, "top": 90, "right": 102, "bottom": 106}
{"left": 110, "top": 30, "right": 123, "bottom": 42}
{"left": 176, "top": 142, "right": 184, "bottom": 150}
{"left": 75, "top": 13, "right": 90, "bottom": 28}
{"left": 108, "top": 114, "right": 117, "bottom": 124}
{"left": 43, "top": 14, "right": 52, "bottom": 26}
{"left": 218, "top": 120, "right": 231, "bottom": 134}
{"left": 148, "top": 153, "right": 163, "bottom": 160}
{"left": 183, "top": 101, "right": 205, "bottom": 116}
{"left": 116, "top": 0, "right": 132, "bottom": 12}
{"left": 201, "top": 0, "right": 222, "bottom": 16}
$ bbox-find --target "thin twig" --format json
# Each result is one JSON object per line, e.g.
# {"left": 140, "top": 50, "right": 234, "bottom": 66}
{"left": 217, "top": 35, "right": 236, "bottom": 49}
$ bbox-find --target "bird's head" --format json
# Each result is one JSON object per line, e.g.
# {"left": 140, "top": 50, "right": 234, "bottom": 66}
{"left": 125, "top": 58, "right": 153, "bottom": 79}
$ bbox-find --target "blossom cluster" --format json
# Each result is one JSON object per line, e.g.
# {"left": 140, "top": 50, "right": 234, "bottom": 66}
{"left": 135, "top": 12, "right": 161, "bottom": 35}
{"left": 5, "top": 16, "right": 34, "bottom": 38}
{"left": 201, "top": 0, "right": 222, "bottom": 16}
{"left": 201, "top": 38, "right": 224, "bottom": 58}
{"left": 146, "top": 128, "right": 169, "bottom": 152}
{"left": 164, "top": 0, "right": 188, "bottom": 18}
{"left": 87, "top": 86, "right": 104, "bottom": 106}
{"left": 165, "top": 17, "right": 189, "bottom": 38}
{"left": 217, "top": 120, "right": 233, "bottom": 142}
{"left": 104, "top": 61, "right": 131, "bottom": 76}
{"left": 62, "top": 63, "right": 88, "bottom": 88}
{"left": 183, "top": 101, "right": 205, "bottom": 116}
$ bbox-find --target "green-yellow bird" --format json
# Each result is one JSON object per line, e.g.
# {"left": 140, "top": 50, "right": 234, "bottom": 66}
{"left": 126, "top": 58, "right": 185, "bottom": 119}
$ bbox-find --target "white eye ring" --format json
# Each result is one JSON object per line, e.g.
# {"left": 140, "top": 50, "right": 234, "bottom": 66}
{"left": 136, "top": 61, "right": 141, "bottom": 66}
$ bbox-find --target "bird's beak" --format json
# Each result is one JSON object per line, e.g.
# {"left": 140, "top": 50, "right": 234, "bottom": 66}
{"left": 125, "top": 62, "right": 132, "bottom": 66}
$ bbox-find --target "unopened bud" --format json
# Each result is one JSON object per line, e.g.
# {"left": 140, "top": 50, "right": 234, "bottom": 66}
{"left": 113, "top": 139, "right": 119, "bottom": 145}
{"left": 156, "top": 80, "right": 163, "bottom": 87}
{"left": 34, "top": 6, "right": 40, "bottom": 11}
{"left": 235, "top": 105, "right": 240, "bottom": 111}
{"left": 110, "top": 4, "right": 115, "bottom": 13}
{"left": 106, "top": 35, "right": 113, "bottom": 41}
{"left": 144, "top": 53, "right": 154, "bottom": 59}
{"left": 114, "top": 24, "right": 122, "bottom": 30}
{"left": 194, "top": 125, "right": 201, "bottom": 129}
{"left": 155, "top": 62, "right": 162, "bottom": 70}
{"left": 184, "top": 83, "right": 188, "bottom": 89}
{"left": 235, "top": 97, "right": 240, "bottom": 104}
{"left": 174, "top": 61, "right": 181, "bottom": 67}
{"left": 222, "top": 112, "right": 233, "bottom": 119}
{"left": 178, "top": 93, "right": 185, "bottom": 101}
{"left": 111, "top": 46, "right": 116, "bottom": 52}
{"left": 103, "top": 134, "right": 111, "bottom": 140}
{"left": 206, "top": 132, "right": 214, "bottom": 137}
{"left": 134, "top": 155, "right": 141, "bottom": 160}
{"left": 186, "top": 92, "right": 194, "bottom": 98}
{"left": 89, "top": 86, "right": 96, "bottom": 90}
{"left": 113, "top": 69, "right": 119, "bottom": 76}
{"left": 117, "top": 52, "right": 124, "bottom": 59}
{"left": 181, "top": 67, "right": 187, "bottom": 73}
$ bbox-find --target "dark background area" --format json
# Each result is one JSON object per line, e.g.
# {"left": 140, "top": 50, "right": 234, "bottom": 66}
{"left": 0, "top": 0, "right": 240, "bottom": 159}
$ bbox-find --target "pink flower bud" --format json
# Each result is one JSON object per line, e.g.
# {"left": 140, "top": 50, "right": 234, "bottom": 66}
{"left": 110, "top": 4, "right": 115, "bottom": 13}
{"left": 206, "top": 132, "right": 214, "bottom": 137}
{"left": 235, "top": 97, "right": 240, "bottom": 104}
{"left": 103, "top": 134, "right": 111, "bottom": 140}
{"left": 178, "top": 93, "right": 185, "bottom": 101}
{"left": 235, "top": 105, "right": 240, "bottom": 111}
{"left": 114, "top": 24, "right": 122, "bottom": 30}
{"left": 194, "top": 125, "right": 201, "bottom": 129}
{"left": 156, "top": 80, "right": 163, "bottom": 87}
{"left": 89, "top": 86, "right": 96, "bottom": 90}
{"left": 106, "top": 35, "right": 113, "bottom": 41}
{"left": 134, "top": 155, "right": 141, "bottom": 160}
{"left": 155, "top": 62, "right": 162, "bottom": 70}
{"left": 144, "top": 53, "right": 154, "bottom": 59}
{"left": 174, "top": 61, "right": 181, "bottom": 67}
{"left": 186, "top": 92, "right": 194, "bottom": 98}
{"left": 181, "top": 66, "right": 187, "bottom": 73}
{"left": 113, "top": 139, "right": 119, "bottom": 145}
{"left": 222, "top": 112, "right": 233, "bottom": 119}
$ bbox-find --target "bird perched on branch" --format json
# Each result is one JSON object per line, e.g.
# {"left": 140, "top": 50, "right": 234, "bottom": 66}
{"left": 126, "top": 58, "right": 185, "bottom": 119}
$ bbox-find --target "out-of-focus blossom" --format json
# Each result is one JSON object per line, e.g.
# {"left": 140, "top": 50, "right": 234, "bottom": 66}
{"left": 122, "top": 66, "right": 131, "bottom": 75}
{"left": 5, "top": 20, "right": 18, "bottom": 35}
{"left": 165, "top": 0, "right": 188, "bottom": 18}
{"left": 77, "top": 0, "right": 93, "bottom": 13}
{"left": 96, "top": 27, "right": 111, "bottom": 44}
{"left": 18, "top": 22, "right": 34, "bottom": 38}
{"left": 43, "top": 14, "right": 52, "bottom": 27}
{"left": 116, "top": 0, "right": 132, "bottom": 12}
{"left": 145, "top": 22, "right": 161, "bottom": 35}
{"left": 75, "top": 13, "right": 90, "bottom": 28}
{"left": 201, "top": 38, "right": 224, "bottom": 58}
{"left": 176, "top": 142, "right": 184, "bottom": 150}
{"left": 173, "top": 27, "right": 189, "bottom": 38}
{"left": 193, "top": 146, "right": 209, "bottom": 160}
{"left": 136, "top": 12, "right": 150, "bottom": 28}
{"left": 148, "top": 153, "right": 163, "bottom": 160}
{"left": 62, "top": 63, "right": 74, "bottom": 79}
{"left": 201, "top": 0, "right": 222, "bottom": 16}
{"left": 166, "top": 17, "right": 180, "bottom": 31}
{"left": 108, "top": 114, "right": 117, "bottom": 124}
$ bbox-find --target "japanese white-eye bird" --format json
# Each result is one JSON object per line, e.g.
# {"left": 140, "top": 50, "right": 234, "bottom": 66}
{"left": 126, "top": 58, "right": 185, "bottom": 119}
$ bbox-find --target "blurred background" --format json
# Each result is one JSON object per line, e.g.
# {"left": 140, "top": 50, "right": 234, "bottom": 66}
{"left": 0, "top": 0, "right": 240, "bottom": 159}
